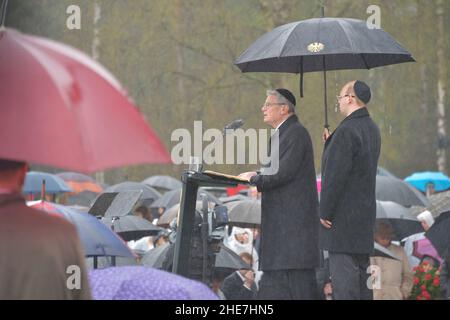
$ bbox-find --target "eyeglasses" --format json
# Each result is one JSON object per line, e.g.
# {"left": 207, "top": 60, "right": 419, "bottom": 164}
{"left": 336, "top": 94, "right": 355, "bottom": 102}
{"left": 262, "top": 102, "right": 286, "bottom": 108}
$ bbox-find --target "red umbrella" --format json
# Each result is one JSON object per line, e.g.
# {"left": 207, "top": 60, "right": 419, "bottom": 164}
{"left": 0, "top": 28, "right": 171, "bottom": 172}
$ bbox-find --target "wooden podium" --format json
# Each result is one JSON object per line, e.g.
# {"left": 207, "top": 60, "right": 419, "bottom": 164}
{"left": 172, "top": 170, "right": 249, "bottom": 277}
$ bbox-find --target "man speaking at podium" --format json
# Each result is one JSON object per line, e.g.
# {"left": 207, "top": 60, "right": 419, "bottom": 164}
{"left": 239, "top": 89, "right": 320, "bottom": 299}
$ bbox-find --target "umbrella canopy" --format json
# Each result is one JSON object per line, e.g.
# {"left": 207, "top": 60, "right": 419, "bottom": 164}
{"left": 214, "top": 243, "right": 252, "bottom": 270}
{"left": 405, "top": 172, "right": 450, "bottom": 193}
{"left": 376, "top": 176, "right": 430, "bottom": 207}
{"left": 56, "top": 172, "right": 103, "bottom": 194}
{"left": 235, "top": 17, "right": 414, "bottom": 127}
{"left": 89, "top": 191, "right": 143, "bottom": 218}
{"left": 0, "top": 27, "right": 171, "bottom": 173}
{"left": 425, "top": 210, "right": 450, "bottom": 257}
{"left": 151, "top": 188, "right": 222, "bottom": 210}
{"left": 377, "top": 166, "right": 397, "bottom": 178}
{"left": 23, "top": 171, "right": 72, "bottom": 194}
{"left": 141, "top": 242, "right": 172, "bottom": 269}
{"left": 225, "top": 199, "right": 261, "bottom": 227}
{"left": 88, "top": 266, "right": 218, "bottom": 300}
{"left": 101, "top": 216, "right": 164, "bottom": 241}
{"left": 236, "top": 18, "right": 414, "bottom": 73}
{"left": 104, "top": 182, "right": 161, "bottom": 205}
{"left": 410, "top": 190, "right": 450, "bottom": 218}
{"left": 29, "top": 201, "right": 133, "bottom": 258}
{"left": 372, "top": 242, "right": 400, "bottom": 261}
{"left": 141, "top": 175, "right": 182, "bottom": 191}
{"left": 376, "top": 201, "right": 423, "bottom": 240}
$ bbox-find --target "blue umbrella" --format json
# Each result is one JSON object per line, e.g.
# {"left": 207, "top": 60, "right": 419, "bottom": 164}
{"left": 30, "top": 201, "right": 134, "bottom": 258}
{"left": 23, "top": 171, "right": 72, "bottom": 194}
{"left": 405, "top": 171, "right": 450, "bottom": 192}
{"left": 88, "top": 266, "right": 219, "bottom": 300}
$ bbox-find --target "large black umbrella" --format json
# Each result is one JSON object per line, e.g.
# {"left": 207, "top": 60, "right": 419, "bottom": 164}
{"left": 376, "top": 200, "right": 423, "bottom": 241}
{"left": 101, "top": 216, "right": 164, "bottom": 241}
{"left": 141, "top": 175, "right": 182, "bottom": 191}
{"left": 235, "top": 14, "right": 414, "bottom": 128}
{"left": 425, "top": 210, "right": 450, "bottom": 257}
{"left": 376, "top": 176, "right": 430, "bottom": 207}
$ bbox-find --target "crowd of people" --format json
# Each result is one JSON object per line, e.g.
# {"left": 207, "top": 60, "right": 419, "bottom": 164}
{"left": 1, "top": 81, "right": 449, "bottom": 300}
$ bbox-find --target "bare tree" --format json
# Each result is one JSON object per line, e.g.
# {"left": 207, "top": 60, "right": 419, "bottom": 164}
{"left": 435, "top": 0, "right": 447, "bottom": 173}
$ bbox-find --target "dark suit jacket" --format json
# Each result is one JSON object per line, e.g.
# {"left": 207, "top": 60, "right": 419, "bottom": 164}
{"left": 220, "top": 271, "right": 257, "bottom": 300}
{"left": 320, "top": 107, "right": 381, "bottom": 254}
{"left": 250, "top": 114, "right": 320, "bottom": 271}
{"left": 0, "top": 193, "right": 91, "bottom": 299}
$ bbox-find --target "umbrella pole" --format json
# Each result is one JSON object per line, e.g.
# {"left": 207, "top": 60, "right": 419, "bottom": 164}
{"left": 320, "top": 5, "right": 329, "bottom": 130}
{"left": 93, "top": 256, "right": 98, "bottom": 269}
{"left": 323, "top": 61, "right": 329, "bottom": 129}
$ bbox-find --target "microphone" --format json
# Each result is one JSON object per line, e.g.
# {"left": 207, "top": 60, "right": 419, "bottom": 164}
{"left": 223, "top": 119, "right": 244, "bottom": 134}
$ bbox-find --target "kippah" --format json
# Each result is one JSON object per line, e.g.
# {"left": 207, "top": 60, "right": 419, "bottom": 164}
{"left": 275, "top": 88, "right": 296, "bottom": 106}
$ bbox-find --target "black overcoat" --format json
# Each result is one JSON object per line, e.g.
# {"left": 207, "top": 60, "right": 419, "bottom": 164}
{"left": 251, "top": 114, "right": 320, "bottom": 271}
{"left": 320, "top": 107, "right": 381, "bottom": 254}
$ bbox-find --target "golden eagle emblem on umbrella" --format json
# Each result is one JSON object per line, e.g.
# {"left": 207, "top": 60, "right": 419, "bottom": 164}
{"left": 307, "top": 42, "right": 324, "bottom": 53}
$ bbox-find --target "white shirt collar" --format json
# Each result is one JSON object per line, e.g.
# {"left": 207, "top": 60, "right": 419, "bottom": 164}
{"left": 275, "top": 117, "right": 289, "bottom": 131}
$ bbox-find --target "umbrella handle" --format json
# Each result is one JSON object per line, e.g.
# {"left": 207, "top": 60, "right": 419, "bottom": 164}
{"left": 41, "top": 179, "right": 46, "bottom": 201}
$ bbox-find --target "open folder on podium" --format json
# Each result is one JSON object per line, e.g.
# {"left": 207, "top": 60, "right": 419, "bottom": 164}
{"left": 202, "top": 170, "right": 250, "bottom": 183}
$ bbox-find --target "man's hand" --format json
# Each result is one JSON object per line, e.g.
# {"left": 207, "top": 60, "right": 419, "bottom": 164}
{"left": 238, "top": 171, "right": 257, "bottom": 181}
{"left": 322, "top": 127, "right": 331, "bottom": 143}
{"left": 320, "top": 218, "right": 332, "bottom": 229}
{"left": 243, "top": 270, "right": 255, "bottom": 289}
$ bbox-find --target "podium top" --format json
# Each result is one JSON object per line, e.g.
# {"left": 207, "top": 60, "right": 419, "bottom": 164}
{"left": 182, "top": 170, "right": 250, "bottom": 187}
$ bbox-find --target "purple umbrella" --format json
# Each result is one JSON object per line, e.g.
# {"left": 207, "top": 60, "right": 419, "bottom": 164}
{"left": 89, "top": 266, "right": 218, "bottom": 300}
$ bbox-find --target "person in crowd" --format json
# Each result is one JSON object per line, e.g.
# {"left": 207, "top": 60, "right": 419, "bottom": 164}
{"left": 0, "top": 159, "right": 91, "bottom": 299}
{"left": 224, "top": 226, "right": 262, "bottom": 287}
{"left": 371, "top": 222, "right": 413, "bottom": 300}
{"left": 133, "top": 205, "right": 153, "bottom": 222}
{"left": 239, "top": 88, "right": 320, "bottom": 299}
{"left": 403, "top": 210, "right": 436, "bottom": 269}
{"left": 220, "top": 252, "right": 258, "bottom": 300}
{"left": 320, "top": 80, "right": 381, "bottom": 300}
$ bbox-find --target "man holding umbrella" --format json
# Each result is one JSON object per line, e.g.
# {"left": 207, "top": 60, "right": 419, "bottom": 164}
{"left": 239, "top": 88, "right": 320, "bottom": 300}
{"left": 0, "top": 159, "right": 91, "bottom": 299}
{"left": 320, "top": 80, "right": 381, "bottom": 300}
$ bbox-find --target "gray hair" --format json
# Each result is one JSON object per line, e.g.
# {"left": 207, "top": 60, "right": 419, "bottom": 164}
{"left": 266, "top": 89, "right": 295, "bottom": 113}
